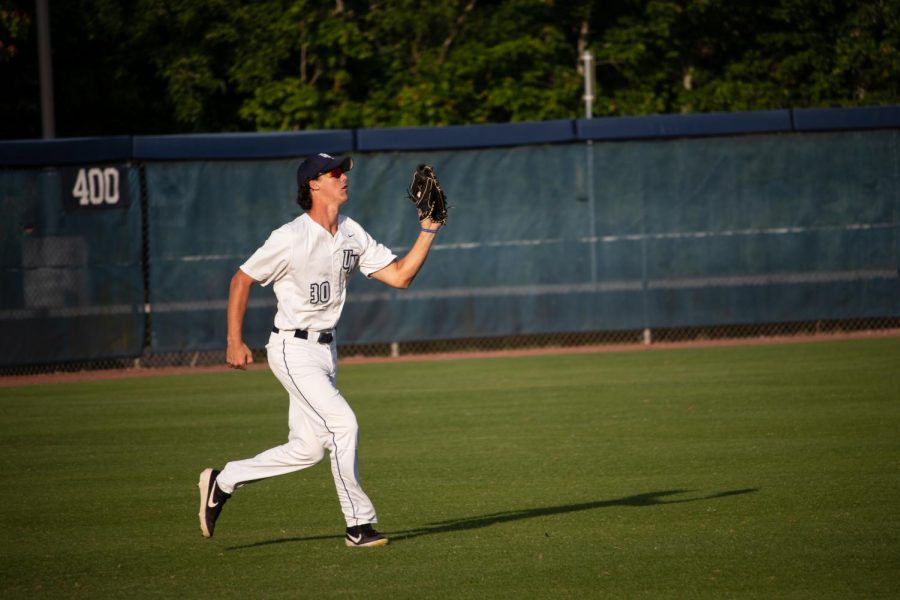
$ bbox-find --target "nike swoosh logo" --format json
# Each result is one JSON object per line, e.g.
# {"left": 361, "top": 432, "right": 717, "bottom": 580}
{"left": 207, "top": 486, "right": 219, "bottom": 508}
{"left": 348, "top": 533, "right": 362, "bottom": 544}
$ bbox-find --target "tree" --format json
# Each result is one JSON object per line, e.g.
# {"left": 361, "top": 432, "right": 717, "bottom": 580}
{"left": 0, "top": 0, "right": 897, "bottom": 138}
{"left": 359, "top": 0, "right": 584, "bottom": 126}
{"left": 0, "top": 0, "right": 36, "bottom": 138}
{"left": 228, "top": 0, "right": 585, "bottom": 129}
{"left": 0, "top": 0, "right": 29, "bottom": 62}
{"left": 591, "top": 0, "right": 900, "bottom": 115}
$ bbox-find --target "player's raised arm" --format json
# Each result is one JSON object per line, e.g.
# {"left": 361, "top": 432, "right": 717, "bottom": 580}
{"left": 226, "top": 269, "right": 257, "bottom": 369}
{"left": 371, "top": 217, "right": 443, "bottom": 289}
{"left": 370, "top": 165, "right": 449, "bottom": 289}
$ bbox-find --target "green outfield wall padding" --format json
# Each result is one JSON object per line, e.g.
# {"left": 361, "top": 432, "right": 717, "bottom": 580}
{"left": 142, "top": 130, "right": 899, "bottom": 352}
{"left": 0, "top": 166, "right": 145, "bottom": 366}
{"left": 1, "top": 128, "right": 897, "bottom": 365}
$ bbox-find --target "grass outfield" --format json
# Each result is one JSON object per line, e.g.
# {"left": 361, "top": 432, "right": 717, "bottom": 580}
{"left": 0, "top": 337, "right": 898, "bottom": 598}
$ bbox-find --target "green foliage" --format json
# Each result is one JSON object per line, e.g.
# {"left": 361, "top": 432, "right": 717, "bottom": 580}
{"left": 594, "top": 0, "right": 900, "bottom": 115}
{"left": 229, "top": 0, "right": 372, "bottom": 129}
{"left": 224, "top": 0, "right": 584, "bottom": 129}
{"left": 1, "top": 0, "right": 898, "bottom": 137}
{"left": 0, "top": 0, "right": 30, "bottom": 62}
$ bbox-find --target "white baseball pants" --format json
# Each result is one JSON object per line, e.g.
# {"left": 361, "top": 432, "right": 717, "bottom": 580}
{"left": 216, "top": 330, "right": 378, "bottom": 527}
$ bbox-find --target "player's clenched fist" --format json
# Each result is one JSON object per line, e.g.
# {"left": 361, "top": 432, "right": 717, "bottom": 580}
{"left": 226, "top": 341, "right": 253, "bottom": 369}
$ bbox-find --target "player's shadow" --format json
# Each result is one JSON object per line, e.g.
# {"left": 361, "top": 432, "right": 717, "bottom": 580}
{"left": 390, "top": 487, "right": 758, "bottom": 542}
{"left": 225, "top": 487, "right": 758, "bottom": 550}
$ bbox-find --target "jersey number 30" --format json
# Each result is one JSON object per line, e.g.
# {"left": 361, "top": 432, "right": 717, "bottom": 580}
{"left": 310, "top": 282, "right": 331, "bottom": 304}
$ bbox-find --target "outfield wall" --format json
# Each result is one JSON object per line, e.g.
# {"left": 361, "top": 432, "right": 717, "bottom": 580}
{"left": 1, "top": 107, "right": 898, "bottom": 366}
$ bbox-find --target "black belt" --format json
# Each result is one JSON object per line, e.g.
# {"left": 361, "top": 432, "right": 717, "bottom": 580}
{"left": 272, "top": 326, "right": 333, "bottom": 344}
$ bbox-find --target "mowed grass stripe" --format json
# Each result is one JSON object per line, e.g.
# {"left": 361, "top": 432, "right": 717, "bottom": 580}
{"left": 0, "top": 337, "right": 897, "bottom": 598}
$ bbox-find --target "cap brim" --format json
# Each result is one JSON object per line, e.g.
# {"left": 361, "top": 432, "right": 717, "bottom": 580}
{"left": 322, "top": 155, "right": 353, "bottom": 174}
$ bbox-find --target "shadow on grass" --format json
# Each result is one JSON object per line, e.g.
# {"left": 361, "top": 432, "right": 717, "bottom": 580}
{"left": 226, "top": 487, "right": 758, "bottom": 550}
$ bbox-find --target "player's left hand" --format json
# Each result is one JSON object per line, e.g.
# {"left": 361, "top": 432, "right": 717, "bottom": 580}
{"left": 420, "top": 217, "right": 443, "bottom": 232}
{"left": 407, "top": 164, "right": 449, "bottom": 226}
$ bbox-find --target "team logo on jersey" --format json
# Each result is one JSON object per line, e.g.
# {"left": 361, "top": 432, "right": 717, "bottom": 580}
{"left": 342, "top": 249, "right": 359, "bottom": 274}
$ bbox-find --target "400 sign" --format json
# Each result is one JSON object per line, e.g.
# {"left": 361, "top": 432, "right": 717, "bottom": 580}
{"left": 62, "top": 165, "right": 131, "bottom": 210}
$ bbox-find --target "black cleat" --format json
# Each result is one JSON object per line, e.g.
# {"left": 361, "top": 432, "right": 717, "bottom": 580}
{"left": 345, "top": 523, "right": 389, "bottom": 547}
{"left": 198, "top": 468, "right": 231, "bottom": 538}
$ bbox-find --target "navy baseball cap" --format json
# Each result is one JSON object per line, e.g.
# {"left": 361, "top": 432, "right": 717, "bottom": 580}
{"left": 296, "top": 153, "right": 353, "bottom": 187}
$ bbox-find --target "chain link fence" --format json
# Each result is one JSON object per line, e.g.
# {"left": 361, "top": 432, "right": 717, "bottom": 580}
{"left": 2, "top": 317, "right": 898, "bottom": 378}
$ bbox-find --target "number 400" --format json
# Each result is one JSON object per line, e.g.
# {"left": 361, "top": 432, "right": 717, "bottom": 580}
{"left": 72, "top": 167, "right": 121, "bottom": 206}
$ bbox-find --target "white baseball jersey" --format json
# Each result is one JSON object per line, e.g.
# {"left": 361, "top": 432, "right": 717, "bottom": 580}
{"left": 240, "top": 213, "right": 396, "bottom": 333}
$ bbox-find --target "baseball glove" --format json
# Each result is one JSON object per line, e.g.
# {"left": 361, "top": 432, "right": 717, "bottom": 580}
{"left": 407, "top": 164, "right": 449, "bottom": 225}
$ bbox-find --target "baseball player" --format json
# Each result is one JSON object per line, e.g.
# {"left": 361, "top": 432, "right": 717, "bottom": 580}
{"left": 198, "top": 153, "right": 446, "bottom": 548}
